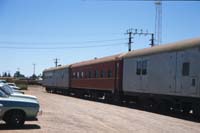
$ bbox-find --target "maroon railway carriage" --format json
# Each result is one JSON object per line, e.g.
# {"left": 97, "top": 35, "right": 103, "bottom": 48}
{"left": 70, "top": 53, "right": 124, "bottom": 100}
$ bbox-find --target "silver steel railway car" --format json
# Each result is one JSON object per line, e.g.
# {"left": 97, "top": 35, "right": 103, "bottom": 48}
{"left": 123, "top": 38, "right": 200, "bottom": 116}
{"left": 43, "top": 65, "right": 70, "bottom": 94}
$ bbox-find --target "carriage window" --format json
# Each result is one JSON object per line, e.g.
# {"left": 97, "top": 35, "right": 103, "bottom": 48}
{"left": 96, "top": 70, "right": 99, "bottom": 78}
{"left": 136, "top": 61, "right": 142, "bottom": 75}
{"left": 94, "top": 70, "right": 99, "bottom": 78}
{"left": 100, "top": 70, "right": 105, "bottom": 78}
{"left": 77, "top": 72, "right": 80, "bottom": 79}
{"left": 73, "top": 72, "right": 76, "bottom": 79}
{"left": 142, "top": 60, "right": 147, "bottom": 75}
{"left": 80, "top": 72, "right": 84, "bottom": 79}
{"left": 85, "top": 72, "right": 88, "bottom": 78}
{"left": 136, "top": 60, "right": 147, "bottom": 75}
{"left": 107, "top": 70, "right": 113, "bottom": 78}
{"left": 62, "top": 72, "right": 64, "bottom": 79}
{"left": 88, "top": 71, "right": 91, "bottom": 78}
{"left": 182, "top": 62, "right": 190, "bottom": 76}
{"left": 192, "top": 78, "right": 196, "bottom": 86}
{"left": 91, "top": 71, "right": 94, "bottom": 78}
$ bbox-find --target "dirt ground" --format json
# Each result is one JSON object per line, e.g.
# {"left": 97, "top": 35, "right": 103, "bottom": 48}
{"left": 1, "top": 85, "right": 200, "bottom": 133}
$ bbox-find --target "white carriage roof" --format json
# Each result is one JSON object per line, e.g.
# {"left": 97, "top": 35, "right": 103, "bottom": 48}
{"left": 124, "top": 37, "right": 200, "bottom": 59}
{"left": 43, "top": 64, "right": 70, "bottom": 72}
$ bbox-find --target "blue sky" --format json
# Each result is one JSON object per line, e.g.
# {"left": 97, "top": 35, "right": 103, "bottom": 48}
{"left": 0, "top": 0, "right": 199, "bottom": 76}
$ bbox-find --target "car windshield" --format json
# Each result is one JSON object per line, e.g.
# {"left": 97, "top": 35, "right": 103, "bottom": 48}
{"left": 1, "top": 85, "right": 14, "bottom": 95}
{"left": 0, "top": 80, "right": 6, "bottom": 83}
{"left": 8, "top": 83, "right": 15, "bottom": 86}
{"left": 0, "top": 89, "right": 8, "bottom": 97}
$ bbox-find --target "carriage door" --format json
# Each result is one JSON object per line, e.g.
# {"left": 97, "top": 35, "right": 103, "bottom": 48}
{"left": 176, "top": 50, "right": 198, "bottom": 95}
{"left": 135, "top": 58, "right": 148, "bottom": 91}
{"left": 141, "top": 58, "right": 149, "bottom": 91}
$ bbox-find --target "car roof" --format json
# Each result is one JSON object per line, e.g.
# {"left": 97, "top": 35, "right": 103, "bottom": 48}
{"left": 7, "top": 83, "right": 15, "bottom": 84}
{"left": 0, "top": 83, "right": 11, "bottom": 87}
{"left": 0, "top": 83, "right": 4, "bottom": 87}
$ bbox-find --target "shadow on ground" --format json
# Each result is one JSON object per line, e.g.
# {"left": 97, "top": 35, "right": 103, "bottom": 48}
{"left": 125, "top": 103, "right": 200, "bottom": 123}
{"left": 0, "top": 124, "right": 41, "bottom": 130}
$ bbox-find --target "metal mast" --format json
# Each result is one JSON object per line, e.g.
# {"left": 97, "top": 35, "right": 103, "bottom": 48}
{"left": 33, "top": 63, "right": 36, "bottom": 75}
{"left": 155, "top": 0, "right": 162, "bottom": 45}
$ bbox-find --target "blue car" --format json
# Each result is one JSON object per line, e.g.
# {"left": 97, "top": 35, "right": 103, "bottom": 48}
{"left": 0, "top": 89, "right": 40, "bottom": 128}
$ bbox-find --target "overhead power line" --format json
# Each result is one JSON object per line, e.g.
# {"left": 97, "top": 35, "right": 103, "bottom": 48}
{"left": 0, "top": 38, "right": 127, "bottom": 45}
{"left": 94, "top": 0, "right": 197, "bottom": 1}
{"left": 0, "top": 42, "right": 126, "bottom": 50}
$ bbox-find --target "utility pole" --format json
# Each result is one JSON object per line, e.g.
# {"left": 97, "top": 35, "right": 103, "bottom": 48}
{"left": 149, "top": 33, "right": 155, "bottom": 47}
{"left": 125, "top": 28, "right": 155, "bottom": 50}
{"left": 54, "top": 58, "right": 59, "bottom": 67}
{"left": 33, "top": 63, "right": 36, "bottom": 75}
{"left": 125, "top": 29, "right": 133, "bottom": 52}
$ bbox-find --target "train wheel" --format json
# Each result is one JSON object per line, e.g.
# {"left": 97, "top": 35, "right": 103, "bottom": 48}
{"left": 181, "top": 103, "right": 191, "bottom": 115}
{"left": 46, "top": 88, "right": 50, "bottom": 93}
{"left": 193, "top": 104, "right": 200, "bottom": 119}
{"left": 159, "top": 100, "right": 171, "bottom": 113}
{"left": 104, "top": 93, "right": 112, "bottom": 103}
{"left": 143, "top": 99, "right": 158, "bottom": 112}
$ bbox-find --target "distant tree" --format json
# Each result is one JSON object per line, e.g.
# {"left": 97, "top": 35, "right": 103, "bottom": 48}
{"left": 7, "top": 72, "right": 11, "bottom": 77}
{"left": 14, "top": 71, "right": 25, "bottom": 78}
{"left": 14, "top": 71, "right": 20, "bottom": 77}
{"left": 3, "top": 72, "right": 7, "bottom": 77}
{"left": 30, "top": 74, "right": 37, "bottom": 80}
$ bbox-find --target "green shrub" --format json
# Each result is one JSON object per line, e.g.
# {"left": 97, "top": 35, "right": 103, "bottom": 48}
{"left": 16, "top": 83, "right": 28, "bottom": 90}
